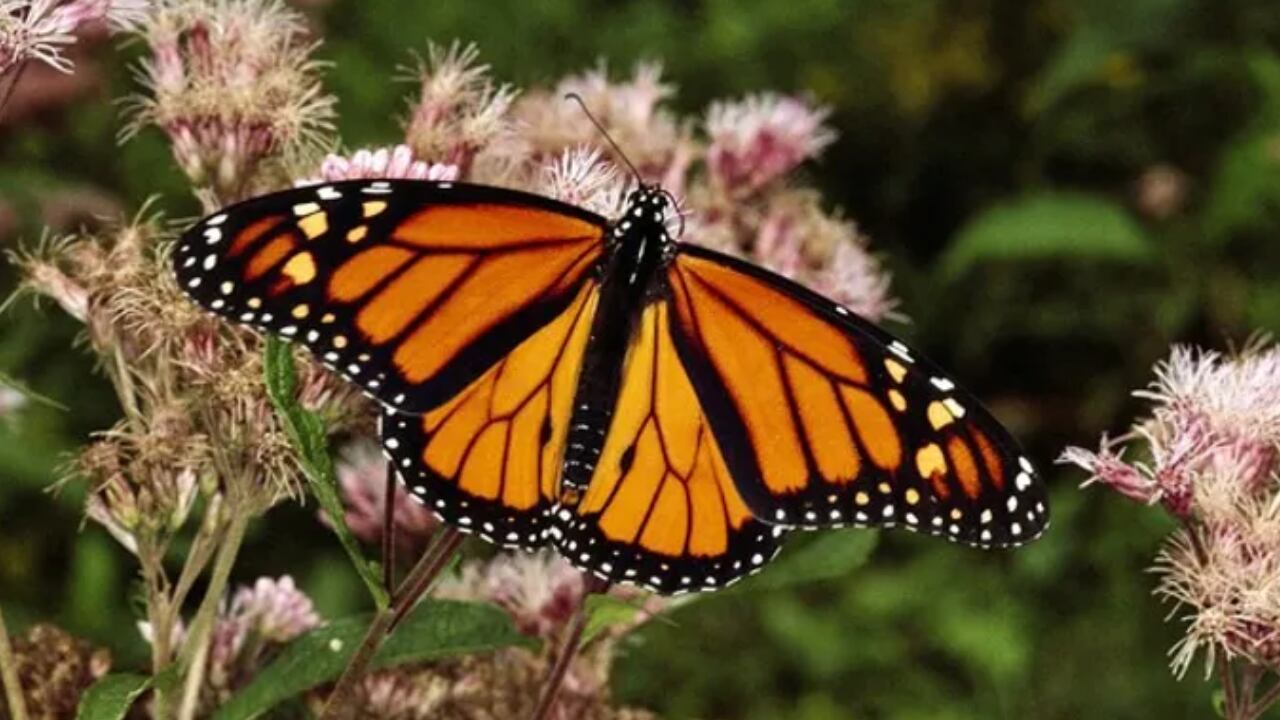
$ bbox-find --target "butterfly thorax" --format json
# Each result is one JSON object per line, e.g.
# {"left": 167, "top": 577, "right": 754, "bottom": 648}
{"left": 558, "top": 187, "right": 674, "bottom": 496}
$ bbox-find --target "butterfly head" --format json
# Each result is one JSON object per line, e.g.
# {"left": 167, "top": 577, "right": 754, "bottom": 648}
{"left": 618, "top": 184, "right": 680, "bottom": 251}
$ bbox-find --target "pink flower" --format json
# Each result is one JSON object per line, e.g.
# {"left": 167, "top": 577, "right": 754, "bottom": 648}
{"left": 331, "top": 442, "right": 438, "bottom": 557}
{"left": 705, "top": 94, "right": 835, "bottom": 195}
{"left": 404, "top": 41, "right": 516, "bottom": 173}
{"left": 295, "top": 145, "right": 459, "bottom": 186}
{"left": 437, "top": 551, "right": 585, "bottom": 640}
{"left": 0, "top": 0, "right": 145, "bottom": 75}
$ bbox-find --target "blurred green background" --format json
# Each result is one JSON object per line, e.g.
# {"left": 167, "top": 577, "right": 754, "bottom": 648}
{"left": 4, "top": 0, "right": 1280, "bottom": 717}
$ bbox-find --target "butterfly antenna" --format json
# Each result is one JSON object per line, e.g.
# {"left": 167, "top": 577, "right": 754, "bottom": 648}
{"left": 564, "top": 92, "right": 644, "bottom": 187}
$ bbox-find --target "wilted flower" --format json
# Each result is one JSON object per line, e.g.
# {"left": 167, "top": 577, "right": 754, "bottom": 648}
{"left": 8, "top": 624, "right": 112, "bottom": 719}
{"left": 295, "top": 144, "right": 459, "bottom": 186}
{"left": 1060, "top": 339, "right": 1280, "bottom": 715}
{"left": 705, "top": 93, "right": 834, "bottom": 196}
{"left": 404, "top": 41, "right": 516, "bottom": 173}
{"left": 123, "top": 0, "right": 336, "bottom": 203}
{"left": 0, "top": 0, "right": 146, "bottom": 75}
{"left": 332, "top": 442, "right": 438, "bottom": 557}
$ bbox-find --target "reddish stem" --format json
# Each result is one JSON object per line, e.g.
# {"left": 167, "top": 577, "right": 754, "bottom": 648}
{"left": 529, "top": 575, "right": 610, "bottom": 720}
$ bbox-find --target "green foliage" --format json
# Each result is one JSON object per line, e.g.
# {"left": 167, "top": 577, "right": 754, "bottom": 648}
{"left": 212, "top": 600, "right": 532, "bottom": 720}
{"left": 941, "top": 192, "right": 1153, "bottom": 277}
{"left": 263, "top": 337, "right": 388, "bottom": 608}
{"left": 734, "top": 531, "right": 878, "bottom": 592}
{"left": 75, "top": 674, "right": 151, "bottom": 720}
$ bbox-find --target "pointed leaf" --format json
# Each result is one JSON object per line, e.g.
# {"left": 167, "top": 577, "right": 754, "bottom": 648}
{"left": 212, "top": 600, "right": 533, "bottom": 720}
{"left": 941, "top": 192, "right": 1152, "bottom": 277}
{"left": 75, "top": 674, "right": 150, "bottom": 720}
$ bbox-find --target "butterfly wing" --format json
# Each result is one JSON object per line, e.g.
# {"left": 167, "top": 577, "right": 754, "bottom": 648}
{"left": 666, "top": 244, "right": 1049, "bottom": 548}
{"left": 551, "top": 300, "right": 783, "bottom": 594}
{"left": 174, "top": 180, "right": 606, "bottom": 413}
{"left": 378, "top": 281, "right": 599, "bottom": 548}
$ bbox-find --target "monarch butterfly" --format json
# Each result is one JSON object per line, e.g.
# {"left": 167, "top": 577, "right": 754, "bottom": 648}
{"left": 173, "top": 176, "right": 1049, "bottom": 595}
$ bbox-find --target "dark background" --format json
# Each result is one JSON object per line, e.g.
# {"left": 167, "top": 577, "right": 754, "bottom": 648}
{"left": 3, "top": 0, "right": 1279, "bottom": 717}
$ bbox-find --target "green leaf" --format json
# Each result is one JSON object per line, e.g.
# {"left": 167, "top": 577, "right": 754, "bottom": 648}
{"left": 739, "top": 531, "right": 879, "bottom": 591}
{"left": 941, "top": 192, "right": 1153, "bottom": 277}
{"left": 582, "top": 593, "right": 644, "bottom": 645}
{"left": 75, "top": 674, "right": 151, "bottom": 720}
{"left": 212, "top": 600, "right": 532, "bottom": 720}
{"left": 262, "top": 337, "right": 388, "bottom": 608}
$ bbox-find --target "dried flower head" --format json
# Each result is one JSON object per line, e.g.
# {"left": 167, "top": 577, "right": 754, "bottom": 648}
{"left": 1060, "top": 339, "right": 1280, "bottom": 683}
{"left": 0, "top": 0, "right": 146, "bottom": 75}
{"left": 8, "top": 624, "right": 112, "bottom": 719}
{"left": 123, "top": 0, "right": 336, "bottom": 204}
{"left": 403, "top": 41, "right": 516, "bottom": 173}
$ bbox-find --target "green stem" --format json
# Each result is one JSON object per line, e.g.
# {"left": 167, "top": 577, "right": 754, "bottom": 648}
{"left": 0, "top": 604, "right": 28, "bottom": 720}
{"left": 319, "top": 528, "right": 463, "bottom": 720}
{"left": 176, "top": 510, "right": 250, "bottom": 720}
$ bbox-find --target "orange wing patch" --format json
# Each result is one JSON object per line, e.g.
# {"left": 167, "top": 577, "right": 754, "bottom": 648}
{"left": 379, "top": 282, "right": 599, "bottom": 548}
{"left": 394, "top": 203, "right": 601, "bottom": 249}
{"left": 556, "top": 301, "right": 781, "bottom": 595}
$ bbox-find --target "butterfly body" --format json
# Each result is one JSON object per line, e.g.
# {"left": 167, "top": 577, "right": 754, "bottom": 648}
{"left": 174, "top": 178, "right": 1048, "bottom": 595}
{"left": 561, "top": 187, "right": 675, "bottom": 493}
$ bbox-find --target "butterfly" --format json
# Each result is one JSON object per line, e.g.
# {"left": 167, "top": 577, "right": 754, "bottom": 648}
{"left": 173, "top": 178, "right": 1049, "bottom": 595}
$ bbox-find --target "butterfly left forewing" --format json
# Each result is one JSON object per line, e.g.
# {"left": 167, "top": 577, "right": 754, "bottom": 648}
{"left": 666, "top": 244, "right": 1048, "bottom": 548}
{"left": 174, "top": 180, "right": 606, "bottom": 413}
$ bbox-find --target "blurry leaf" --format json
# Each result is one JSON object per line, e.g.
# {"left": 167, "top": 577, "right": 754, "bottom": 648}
{"left": 1026, "top": 31, "right": 1116, "bottom": 113}
{"left": 0, "top": 369, "right": 66, "bottom": 411}
{"left": 740, "top": 531, "right": 878, "bottom": 591}
{"left": 1203, "top": 53, "right": 1280, "bottom": 241}
{"left": 212, "top": 600, "right": 532, "bottom": 720}
{"left": 75, "top": 674, "right": 150, "bottom": 720}
{"left": 941, "top": 193, "right": 1153, "bottom": 277}
{"left": 582, "top": 593, "right": 643, "bottom": 645}
{"left": 263, "top": 337, "right": 388, "bottom": 608}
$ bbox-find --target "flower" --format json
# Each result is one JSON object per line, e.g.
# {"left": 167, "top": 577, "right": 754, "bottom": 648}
{"left": 123, "top": 0, "right": 336, "bottom": 204}
{"left": 0, "top": 0, "right": 146, "bottom": 75}
{"left": 295, "top": 144, "right": 459, "bottom": 186}
{"left": 705, "top": 93, "right": 835, "bottom": 196}
{"left": 404, "top": 41, "right": 516, "bottom": 173}
{"left": 197, "top": 576, "right": 321, "bottom": 709}
{"left": 536, "top": 145, "right": 629, "bottom": 218}
{"left": 1060, "top": 339, "right": 1280, "bottom": 682}
{"left": 332, "top": 441, "right": 438, "bottom": 557}
{"left": 438, "top": 550, "right": 586, "bottom": 640}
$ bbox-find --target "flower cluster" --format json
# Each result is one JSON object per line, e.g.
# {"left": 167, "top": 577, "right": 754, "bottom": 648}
{"left": 1060, "top": 340, "right": 1280, "bottom": 683}
{"left": 332, "top": 442, "right": 440, "bottom": 559}
{"left": 123, "top": 0, "right": 336, "bottom": 205}
{"left": 193, "top": 576, "right": 321, "bottom": 712}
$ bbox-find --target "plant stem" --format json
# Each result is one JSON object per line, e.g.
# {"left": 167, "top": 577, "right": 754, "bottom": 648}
{"left": 175, "top": 510, "right": 250, "bottom": 720}
{"left": 529, "top": 576, "right": 610, "bottom": 720}
{"left": 1223, "top": 657, "right": 1241, "bottom": 718}
{"left": 382, "top": 463, "right": 396, "bottom": 592}
{"left": 0, "top": 604, "right": 28, "bottom": 720}
{"left": 319, "top": 527, "right": 464, "bottom": 720}
{"left": 1244, "top": 673, "right": 1280, "bottom": 720}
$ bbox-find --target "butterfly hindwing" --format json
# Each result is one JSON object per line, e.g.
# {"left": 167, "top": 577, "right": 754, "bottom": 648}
{"left": 551, "top": 300, "right": 783, "bottom": 594}
{"left": 173, "top": 180, "right": 606, "bottom": 413}
{"left": 666, "top": 244, "right": 1048, "bottom": 548}
{"left": 378, "top": 281, "right": 601, "bottom": 549}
